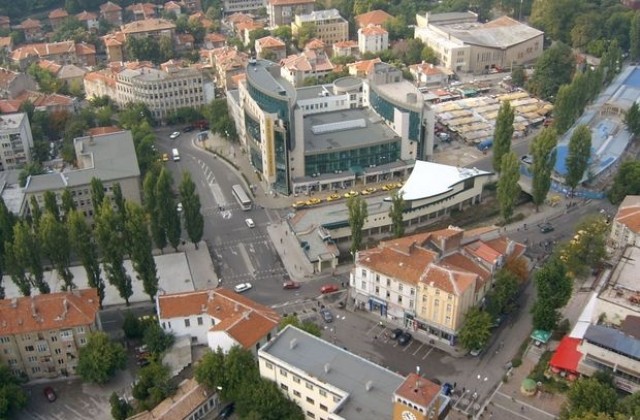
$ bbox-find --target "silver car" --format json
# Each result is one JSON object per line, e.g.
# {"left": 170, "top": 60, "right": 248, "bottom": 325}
{"left": 234, "top": 283, "right": 252, "bottom": 293}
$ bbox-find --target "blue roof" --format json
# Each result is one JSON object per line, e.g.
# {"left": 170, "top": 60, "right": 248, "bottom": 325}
{"left": 584, "top": 324, "right": 640, "bottom": 361}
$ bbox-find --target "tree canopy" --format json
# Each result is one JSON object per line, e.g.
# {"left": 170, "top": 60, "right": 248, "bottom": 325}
{"left": 565, "top": 125, "right": 592, "bottom": 193}
{"left": 457, "top": 307, "right": 492, "bottom": 351}
{"left": 77, "top": 331, "right": 127, "bottom": 384}
{"left": 530, "top": 127, "right": 557, "bottom": 211}
{"left": 526, "top": 42, "right": 575, "bottom": 101}
{"left": 492, "top": 101, "right": 515, "bottom": 173}
{"left": 497, "top": 151, "right": 521, "bottom": 222}
{"left": 347, "top": 195, "right": 368, "bottom": 255}
{"left": 0, "top": 365, "right": 28, "bottom": 418}
{"left": 608, "top": 160, "right": 640, "bottom": 204}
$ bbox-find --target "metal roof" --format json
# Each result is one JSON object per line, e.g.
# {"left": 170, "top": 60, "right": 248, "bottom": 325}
{"left": 584, "top": 324, "right": 640, "bottom": 360}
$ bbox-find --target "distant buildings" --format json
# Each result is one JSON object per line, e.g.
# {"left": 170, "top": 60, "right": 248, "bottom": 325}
{"left": 0, "top": 289, "right": 100, "bottom": 381}
{"left": 48, "top": 8, "right": 69, "bottom": 30}
{"left": 291, "top": 9, "right": 349, "bottom": 45}
{"left": 267, "top": 0, "right": 315, "bottom": 28}
{"left": 207, "top": 47, "right": 249, "bottom": 91}
{"left": 280, "top": 39, "right": 334, "bottom": 87}
{"left": 409, "top": 62, "right": 449, "bottom": 87}
{"left": 11, "top": 41, "right": 96, "bottom": 70}
{"left": 100, "top": 1, "right": 124, "bottom": 26}
{"left": 76, "top": 10, "right": 99, "bottom": 30}
{"left": 255, "top": 36, "right": 287, "bottom": 61}
{"left": 18, "top": 18, "right": 44, "bottom": 43}
{"left": 120, "top": 18, "right": 177, "bottom": 40}
{"left": 414, "top": 12, "right": 543, "bottom": 74}
{"left": 0, "top": 113, "right": 34, "bottom": 171}
{"left": 610, "top": 195, "right": 640, "bottom": 248}
{"left": 223, "top": 0, "right": 264, "bottom": 14}
{"left": 355, "top": 9, "right": 393, "bottom": 29}
{"left": 0, "top": 68, "right": 37, "bottom": 99}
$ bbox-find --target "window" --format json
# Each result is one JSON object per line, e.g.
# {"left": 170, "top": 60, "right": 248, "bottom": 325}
{"left": 280, "top": 368, "right": 288, "bottom": 377}
{"left": 306, "top": 411, "right": 315, "bottom": 419}
{"left": 293, "top": 376, "right": 301, "bottom": 383}
{"left": 27, "top": 355, "right": 37, "bottom": 362}
{"left": 375, "top": 286, "right": 380, "bottom": 295}
{"left": 0, "top": 337, "right": 9, "bottom": 344}
{"left": 306, "top": 382, "right": 313, "bottom": 390}
{"left": 320, "top": 404, "right": 328, "bottom": 411}
{"left": 306, "top": 396, "right": 314, "bottom": 404}
{"left": 31, "top": 366, "right": 41, "bottom": 374}
{"left": 76, "top": 326, "right": 85, "bottom": 333}
{"left": 36, "top": 344, "right": 47, "bottom": 352}
{"left": 54, "top": 348, "right": 61, "bottom": 355}
{"left": 386, "top": 279, "right": 391, "bottom": 286}
{"left": 280, "top": 384, "right": 289, "bottom": 391}
{"left": 361, "top": 269, "right": 367, "bottom": 277}
{"left": 293, "top": 390, "right": 301, "bottom": 397}
{"left": 197, "top": 317, "right": 203, "bottom": 326}
{"left": 79, "top": 337, "right": 86, "bottom": 345}
{"left": 25, "top": 345, "right": 34, "bottom": 352}
{"left": 265, "top": 362, "right": 273, "bottom": 369}
{"left": 375, "top": 274, "right": 380, "bottom": 283}
{"left": 398, "top": 284, "right": 403, "bottom": 292}
{"left": 184, "top": 319, "right": 190, "bottom": 327}
{"left": 398, "top": 296, "right": 403, "bottom": 304}
{"left": 361, "top": 280, "right": 366, "bottom": 289}
{"left": 50, "top": 335, "right": 57, "bottom": 342}
{"left": 319, "top": 389, "right": 327, "bottom": 397}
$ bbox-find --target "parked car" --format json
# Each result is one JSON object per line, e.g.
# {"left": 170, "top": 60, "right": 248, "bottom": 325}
{"left": 397, "top": 332, "right": 412, "bottom": 346}
{"left": 326, "top": 193, "right": 341, "bottom": 202}
{"left": 162, "top": 153, "right": 169, "bottom": 162}
{"left": 245, "top": 218, "right": 255, "bottom": 228}
{"left": 442, "top": 382, "right": 454, "bottom": 396}
{"left": 360, "top": 187, "right": 377, "bottom": 195}
{"left": 389, "top": 328, "right": 404, "bottom": 340}
{"left": 183, "top": 126, "right": 194, "bottom": 132}
{"left": 381, "top": 183, "right": 398, "bottom": 191}
{"left": 169, "top": 131, "right": 181, "bottom": 139}
{"left": 469, "top": 347, "right": 483, "bottom": 357}
{"left": 43, "top": 386, "right": 57, "bottom": 402}
{"left": 320, "top": 308, "right": 334, "bottom": 323}
{"left": 306, "top": 197, "right": 322, "bottom": 206}
{"left": 292, "top": 200, "right": 307, "bottom": 209}
{"left": 283, "top": 280, "right": 301, "bottom": 289}
{"left": 234, "top": 283, "right": 252, "bottom": 293}
{"left": 538, "top": 222, "right": 554, "bottom": 233}
{"left": 320, "top": 284, "right": 339, "bottom": 294}
{"left": 217, "top": 403, "right": 235, "bottom": 419}
{"left": 343, "top": 190, "right": 358, "bottom": 198}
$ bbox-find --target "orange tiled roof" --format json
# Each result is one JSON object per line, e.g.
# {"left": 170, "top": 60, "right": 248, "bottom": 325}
{"left": 464, "top": 241, "right": 503, "bottom": 265}
{"left": 231, "top": 73, "right": 246, "bottom": 84}
{"left": 15, "top": 90, "right": 75, "bottom": 108}
{"left": 157, "top": 288, "right": 280, "bottom": 349}
{"left": 49, "top": 8, "right": 69, "bottom": 19}
{"left": 75, "top": 42, "right": 96, "bottom": 55}
{"left": 127, "top": 2, "right": 158, "bottom": 16}
{"left": 129, "top": 378, "right": 211, "bottom": 420}
{"left": 164, "top": 1, "right": 182, "bottom": 10}
{"left": 394, "top": 373, "right": 440, "bottom": 408}
{"left": 103, "top": 31, "right": 126, "bottom": 46}
{"left": 236, "top": 20, "right": 263, "bottom": 31}
{"left": 11, "top": 41, "right": 77, "bottom": 61}
{"left": 420, "top": 264, "right": 477, "bottom": 295}
{"left": 37, "top": 59, "right": 62, "bottom": 75}
{"left": 615, "top": 195, "right": 640, "bottom": 234}
{"left": 226, "top": 13, "right": 254, "bottom": 24}
{"left": 409, "top": 62, "right": 444, "bottom": 76}
{"left": 0, "top": 289, "right": 99, "bottom": 336}
{"left": 121, "top": 18, "right": 176, "bottom": 34}
{"left": 84, "top": 69, "right": 118, "bottom": 88}
{"left": 100, "top": 1, "right": 123, "bottom": 12}
{"left": 269, "top": 0, "right": 314, "bottom": 5}
{"left": 359, "top": 25, "right": 388, "bottom": 36}
{"left": 0, "top": 37, "right": 10, "bottom": 49}
{"left": 483, "top": 237, "right": 526, "bottom": 259}
{"left": 348, "top": 57, "right": 381, "bottom": 74}
{"left": 205, "top": 32, "right": 226, "bottom": 43}
{"left": 257, "top": 36, "right": 285, "bottom": 48}
{"left": 20, "top": 18, "right": 41, "bottom": 29}
{"left": 355, "top": 9, "right": 393, "bottom": 28}
{"left": 334, "top": 40, "right": 357, "bottom": 48}
{"left": 76, "top": 10, "right": 98, "bottom": 21}
{"left": 305, "top": 38, "right": 325, "bottom": 50}
{"left": 358, "top": 244, "right": 438, "bottom": 286}
{"left": 0, "top": 68, "right": 20, "bottom": 88}
{"left": 0, "top": 100, "right": 21, "bottom": 114}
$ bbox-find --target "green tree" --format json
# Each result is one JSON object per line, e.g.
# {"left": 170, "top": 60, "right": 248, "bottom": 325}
{"left": 158, "top": 35, "right": 174, "bottom": 62}
{"left": 631, "top": 12, "right": 640, "bottom": 62}
{"left": 271, "top": 25, "right": 292, "bottom": 44}
{"left": 236, "top": 377, "right": 304, "bottom": 420}
{"left": 43, "top": 191, "right": 60, "bottom": 221}
{"left": 530, "top": 0, "right": 581, "bottom": 43}
{"left": 625, "top": 101, "right": 640, "bottom": 137}
{"left": 109, "top": 392, "right": 132, "bottom": 420}
{"left": 278, "top": 315, "right": 322, "bottom": 337}
{"left": 526, "top": 42, "right": 575, "bottom": 100}
{"left": 95, "top": 199, "right": 133, "bottom": 305}
{"left": 39, "top": 212, "right": 74, "bottom": 291}
{"left": 179, "top": 172, "right": 204, "bottom": 248}
{"left": 77, "top": 331, "right": 127, "bottom": 384}
{"left": 562, "top": 378, "right": 618, "bottom": 419}
{"left": 194, "top": 347, "right": 226, "bottom": 392}
{"left": 90, "top": 177, "right": 105, "bottom": 214}
{"left": 565, "top": 124, "right": 592, "bottom": 195}
{"left": 61, "top": 188, "right": 76, "bottom": 217}
{"left": 296, "top": 22, "right": 317, "bottom": 49}
{"left": 388, "top": 191, "right": 405, "bottom": 238}
{"left": 156, "top": 168, "right": 181, "bottom": 251}
{"left": 559, "top": 216, "right": 608, "bottom": 278}
{"left": 13, "top": 221, "right": 48, "bottom": 294}
{"left": 531, "top": 299, "right": 560, "bottom": 331}
{"left": 535, "top": 256, "right": 572, "bottom": 308}
{"left": 0, "top": 365, "right": 28, "bottom": 418}
{"left": 608, "top": 160, "right": 640, "bottom": 204}
{"left": 144, "top": 170, "right": 166, "bottom": 251}
{"left": 29, "top": 196, "right": 41, "bottom": 228}
{"left": 497, "top": 151, "right": 521, "bottom": 223}
{"left": 618, "top": 391, "right": 640, "bottom": 419}
{"left": 18, "top": 162, "right": 45, "bottom": 187}
{"left": 125, "top": 202, "right": 158, "bottom": 300}
{"left": 132, "top": 361, "right": 176, "bottom": 411}
{"left": 122, "top": 310, "right": 145, "bottom": 339}
{"left": 493, "top": 101, "right": 515, "bottom": 173}
{"left": 68, "top": 210, "right": 104, "bottom": 307}
{"left": 143, "top": 323, "right": 175, "bottom": 356}
{"left": 347, "top": 195, "right": 368, "bottom": 256}
{"left": 530, "top": 127, "right": 557, "bottom": 211}
{"left": 552, "top": 84, "right": 577, "bottom": 134}
{"left": 457, "top": 307, "right": 492, "bottom": 351}
{"left": 511, "top": 66, "right": 526, "bottom": 87}
{"left": 485, "top": 269, "right": 519, "bottom": 317}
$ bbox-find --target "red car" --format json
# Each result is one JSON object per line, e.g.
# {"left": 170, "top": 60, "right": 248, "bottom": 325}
{"left": 283, "top": 280, "right": 301, "bottom": 290}
{"left": 43, "top": 386, "right": 57, "bottom": 402}
{"left": 320, "top": 284, "right": 339, "bottom": 294}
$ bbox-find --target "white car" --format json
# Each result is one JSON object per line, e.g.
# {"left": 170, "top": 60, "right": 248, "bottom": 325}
{"left": 245, "top": 218, "right": 255, "bottom": 228}
{"left": 176, "top": 202, "right": 183, "bottom": 212}
{"left": 169, "top": 131, "right": 181, "bottom": 139}
{"left": 234, "top": 283, "right": 252, "bottom": 293}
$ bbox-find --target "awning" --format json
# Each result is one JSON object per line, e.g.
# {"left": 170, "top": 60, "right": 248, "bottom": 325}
{"left": 531, "top": 329, "right": 552, "bottom": 344}
{"left": 549, "top": 337, "right": 583, "bottom": 374}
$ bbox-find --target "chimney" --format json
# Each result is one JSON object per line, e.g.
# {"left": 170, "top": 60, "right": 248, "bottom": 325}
{"left": 289, "top": 338, "right": 297, "bottom": 349}
{"left": 62, "top": 298, "right": 68, "bottom": 319}
{"left": 31, "top": 298, "right": 37, "bottom": 318}
{"left": 10, "top": 298, "right": 17, "bottom": 308}
{"left": 207, "top": 289, "right": 215, "bottom": 301}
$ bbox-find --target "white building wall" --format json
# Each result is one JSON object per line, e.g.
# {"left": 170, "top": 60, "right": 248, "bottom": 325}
{"left": 207, "top": 331, "right": 239, "bottom": 353}
{"left": 351, "top": 266, "right": 417, "bottom": 319}
{"left": 358, "top": 30, "right": 388, "bottom": 54}
{"left": 159, "top": 314, "right": 213, "bottom": 345}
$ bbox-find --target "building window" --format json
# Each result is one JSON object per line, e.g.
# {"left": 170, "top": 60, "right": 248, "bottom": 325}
{"left": 36, "top": 344, "right": 47, "bottom": 352}
{"left": 375, "top": 274, "right": 380, "bottom": 283}
{"left": 306, "top": 397, "right": 314, "bottom": 404}
{"left": 410, "top": 288, "right": 415, "bottom": 296}
{"left": 398, "top": 296, "right": 403, "bottom": 304}
{"left": 197, "top": 317, "right": 203, "bottom": 326}
{"left": 31, "top": 366, "right": 41, "bottom": 374}
{"left": 319, "top": 389, "right": 327, "bottom": 397}
{"left": 293, "top": 376, "right": 300, "bottom": 383}
{"left": 386, "top": 279, "right": 390, "bottom": 286}
{"left": 375, "top": 286, "right": 380, "bottom": 295}
{"left": 361, "top": 269, "right": 367, "bottom": 277}
{"left": 398, "top": 284, "right": 403, "bottom": 292}
{"left": 293, "top": 390, "right": 301, "bottom": 397}
{"left": 361, "top": 280, "right": 366, "bottom": 289}
{"left": 0, "top": 337, "right": 9, "bottom": 344}
{"left": 79, "top": 337, "right": 86, "bottom": 345}
{"left": 25, "top": 345, "right": 34, "bottom": 352}
{"left": 306, "top": 382, "right": 313, "bottom": 390}
{"left": 320, "top": 404, "right": 328, "bottom": 411}
{"left": 280, "top": 368, "right": 288, "bottom": 377}
{"left": 265, "top": 362, "right": 273, "bottom": 370}
{"left": 306, "top": 411, "right": 315, "bottom": 418}
{"left": 54, "top": 348, "right": 62, "bottom": 355}
{"left": 27, "top": 355, "right": 37, "bottom": 362}
{"left": 281, "top": 384, "right": 289, "bottom": 391}
{"left": 184, "top": 319, "right": 190, "bottom": 327}
{"left": 76, "top": 326, "right": 85, "bottom": 334}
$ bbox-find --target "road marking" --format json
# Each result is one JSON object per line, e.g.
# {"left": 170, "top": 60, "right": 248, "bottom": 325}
{"left": 422, "top": 347, "right": 434, "bottom": 360}
{"left": 366, "top": 323, "right": 382, "bottom": 336}
{"left": 412, "top": 343, "right": 424, "bottom": 356}
{"left": 238, "top": 243, "right": 256, "bottom": 277}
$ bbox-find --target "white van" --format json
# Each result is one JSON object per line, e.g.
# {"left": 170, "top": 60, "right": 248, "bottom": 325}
{"left": 172, "top": 148, "right": 180, "bottom": 161}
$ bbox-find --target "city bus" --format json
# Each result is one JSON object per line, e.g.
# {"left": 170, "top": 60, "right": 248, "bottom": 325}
{"left": 172, "top": 148, "right": 180, "bottom": 161}
{"left": 231, "top": 184, "right": 252, "bottom": 211}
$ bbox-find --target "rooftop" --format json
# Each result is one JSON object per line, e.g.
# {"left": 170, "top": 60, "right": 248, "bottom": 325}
{"left": 296, "top": 8, "right": 344, "bottom": 23}
{"left": 303, "top": 108, "right": 399, "bottom": 154}
{"left": 25, "top": 130, "right": 140, "bottom": 193}
{"left": 129, "top": 378, "right": 214, "bottom": 420}
{"left": 372, "top": 79, "right": 422, "bottom": 112}
{"left": 246, "top": 59, "right": 296, "bottom": 102}
{"left": 260, "top": 325, "right": 405, "bottom": 419}
{"left": 360, "top": 25, "right": 388, "bottom": 36}
{"left": 355, "top": 9, "right": 393, "bottom": 28}
{"left": 395, "top": 373, "right": 441, "bottom": 410}
{"left": 0, "top": 289, "right": 99, "bottom": 335}
{"left": 0, "top": 112, "right": 27, "bottom": 130}
{"left": 438, "top": 16, "right": 543, "bottom": 49}
{"left": 268, "top": 0, "right": 314, "bottom": 5}
{"left": 257, "top": 35, "right": 285, "bottom": 48}
{"left": 121, "top": 18, "right": 176, "bottom": 34}
{"left": 100, "top": 1, "right": 123, "bottom": 12}
{"left": 584, "top": 324, "right": 640, "bottom": 360}
{"left": 614, "top": 195, "right": 640, "bottom": 234}
{"left": 398, "top": 160, "right": 490, "bottom": 201}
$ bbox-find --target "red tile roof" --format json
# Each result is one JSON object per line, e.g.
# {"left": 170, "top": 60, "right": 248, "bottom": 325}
{"left": 355, "top": 10, "right": 393, "bottom": 28}
{"left": 205, "top": 32, "right": 226, "bottom": 43}
{"left": 165, "top": 1, "right": 182, "bottom": 10}
{"left": 0, "top": 100, "right": 21, "bottom": 114}
{"left": 88, "top": 126, "right": 122, "bottom": 136}
{"left": 348, "top": 57, "right": 381, "bottom": 75}
{"left": 304, "top": 38, "right": 325, "bottom": 50}
{"left": 226, "top": 13, "right": 254, "bottom": 24}
{"left": 76, "top": 10, "right": 98, "bottom": 21}
{"left": 37, "top": 59, "right": 62, "bottom": 75}
{"left": 359, "top": 25, "right": 388, "bottom": 36}
{"left": 615, "top": 195, "right": 640, "bottom": 234}
{"left": 394, "top": 373, "right": 440, "bottom": 408}
{"left": 257, "top": 36, "right": 285, "bottom": 48}
{"left": 49, "top": 8, "right": 69, "bottom": 19}
{"left": 121, "top": 18, "right": 176, "bottom": 34}
{"left": 129, "top": 378, "right": 212, "bottom": 420}
{"left": 333, "top": 40, "right": 357, "bottom": 48}
{"left": 409, "top": 62, "right": 444, "bottom": 76}
{"left": 0, "top": 289, "right": 99, "bottom": 336}
{"left": 100, "top": 1, "right": 123, "bottom": 12}
{"left": 20, "top": 18, "right": 42, "bottom": 29}
{"left": 269, "top": 0, "right": 314, "bottom": 5}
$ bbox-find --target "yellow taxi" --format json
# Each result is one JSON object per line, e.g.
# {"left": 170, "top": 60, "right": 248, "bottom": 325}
{"left": 162, "top": 153, "right": 170, "bottom": 162}
{"left": 292, "top": 200, "right": 307, "bottom": 209}
{"left": 326, "top": 193, "right": 341, "bottom": 202}
{"left": 360, "top": 187, "right": 377, "bottom": 195}
{"left": 305, "top": 197, "right": 322, "bottom": 206}
{"left": 381, "top": 183, "right": 396, "bottom": 191}
{"left": 343, "top": 190, "right": 359, "bottom": 198}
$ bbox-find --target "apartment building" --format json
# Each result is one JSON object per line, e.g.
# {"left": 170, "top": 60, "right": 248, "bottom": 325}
{"left": 23, "top": 130, "right": 141, "bottom": 219}
{"left": 208, "top": 47, "right": 249, "bottom": 90}
{"left": 120, "top": 18, "right": 177, "bottom": 40}
{"left": 358, "top": 24, "right": 388, "bottom": 55}
{"left": 0, "top": 15, "right": 10, "bottom": 31}
{"left": 18, "top": 18, "right": 43, "bottom": 42}
{"left": 256, "top": 36, "right": 287, "bottom": 61}
{"left": 156, "top": 288, "right": 280, "bottom": 355}
{"left": 76, "top": 10, "right": 99, "bottom": 30}
{"left": 609, "top": 195, "right": 640, "bottom": 249}
{"left": 99, "top": 1, "right": 124, "bottom": 26}
{"left": 414, "top": 12, "right": 543, "bottom": 74}
{"left": 102, "top": 31, "right": 126, "bottom": 62}
{"left": 0, "top": 289, "right": 100, "bottom": 381}
{"left": 11, "top": 41, "right": 96, "bottom": 70}
{"left": 48, "top": 8, "right": 69, "bottom": 30}
{"left": 0, "top": 68, "right": 37, "bottom": 99}
{"left": 280, "top": 39, "right": 334, "bottom": 87}
{"left": 0, "top": 113, "right": 33, "bottom": 171}
{"left": 351, "top": 226, "right": 525, "bottom": 344}
{"left": 259, "top": 326, "right": 450, "bottom": 420}
{"left": 333, "top": 40, "right": 358, "bottom": 57}
{"left": 267, "top": 0, "right": 315, "bottom": 28}
{"left": 292, "top": 9, "right": 348, "bottom": 45}
{"left": 409, "top": 62, "right": 449, "bottom": 87}
{"left": 223, "top": 0, "right": 265, "bottom": 14}
{"left": 127, "top": 3, "right": 159, "bottom": 21}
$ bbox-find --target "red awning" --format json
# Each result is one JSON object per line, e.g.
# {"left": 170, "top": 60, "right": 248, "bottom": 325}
{"left": 549, "top": 337, "right": 583, "bottom": 374}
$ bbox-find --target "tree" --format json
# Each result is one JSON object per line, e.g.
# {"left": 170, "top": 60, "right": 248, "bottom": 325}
{"left": 347, "top": 195, "right": 368, "bottom": 256}
{"left": 618, "top": 391, "right": 640, "bottom": 419}
{"left": 39, "top": 212, "right": 74, "bottom": 291}
{"left": 12, "top": 221, "right": 48, "bottom": 294}
{"left": 126, "top": 202, "right": 158, "bottom": 300}
{"left": 631, "top": 12, "right": 640, "bottom": 62}
{"left": 67, "top": 210, "right": 104, "bottom": 307}
{"left": 77, "top": 331, "right": 126, "bottom": 384}
{"left": 95, "top": 199, "right": 133, "bottom": 305}
{"left": 493, "top": 101, "right": 515, "bottom": 173}
{"left": 530, "top": 0, "right": 581, "bottom": 44}
{"left": 511, "top": 66, "right": 526, "bottom": 87}
{"left": 28, "top": 196, "right": 41, "bottom": 228}
{"left": 155, "top": 168, "right": 181, "bottom": 251}
{"left": 0, "top": 365, "right": 28, "bottom": 418}
{"left": 559, "top": 216, "right": 608, "bottom": 278}
{"left": 552, "top": 84, "right": 577, "bottom": 134}
{"left": 158, "top": 35, "right": 174, "bottom": 62}
{"left": 18, "top": 162, "right": 45, "bottom": 187}
{"left": 388, "top": 191, "right": 405, "bottom": 238}
{"left": 531, "top": 299, "right": 560, "bottom": 331}
{"left": 485, "top": 269, "right": 519, "bottom": 317}
{"left": 109, "top": 392, "right": 132, "bottom": 420}
{"left": 132, "top": 361, "right": 176, "bottom": 411}
{"left": 143, "top": 170, "right": 166, "bottom": 251}
{"left": 61, "top": 188, "right": 76, "bottom": 217}
{"left": 296, "top": 22, "right": 316, "bottom": 49}
{"left": 532, "top": 256, "right": 571, "bottom": 330}
{"left": 143, "top": 323, "right": 175, "bottom": 355}
{"left": 562, "top": 378, "right": 618, "bottom": 419}
{"left": 624, "top": 101, "right": 640, "bottom": 137}
{"left": 530, "top": 127, "right": 557, "bottom": 211}
{"left": 565, "top": 124, "right": 592, "bottom": 195}
{"left": 90, "top": 177, "right": 105, "bottom": 214}
{"left": 179, "top": 172, "right": 204, "bottom": 248}
{"left": 497, "top": 151, "right": 521, "bottom": 223}
{"left": 271, "top": 25, "right": 292, "bottom": 44}
{"left": 608, "top": 160, "right": 640, "bottom": 204}
{"left": 526, "top": 42, "right": 575, "bottom": 100}
{"left": 195, "top": 347, "right": 226, "bottom": 392}
{"left": 457, "top": 307, "right": 492, "bottom": 351}
{"left": 279, "top": 315, "right": 322, "bottom": 337}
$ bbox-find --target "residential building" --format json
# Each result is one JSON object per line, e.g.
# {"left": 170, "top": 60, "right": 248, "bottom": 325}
{"left": 84, "top": 67, "right": 118, "bottom": 98}
{"left": 114, "top": 64, "right": 206, "bottom": 121}
{"left": 355, "top": 9, "right": 393, "bottom": 29}
{"left": 347, "top": 57, "right": 381, "bottom": 77}
{"left": 267, "top": 0, "right": 315, "bottom": 28}
{"left": 414, "top": 12, "right": 544, "bottom": 74}
{"left": 11, "top": 41, "right": 96, "bottom": 70}
{"left": 204, "top": 32, "right": 227, "bottom": 49}
{"left": 164, "top": 1, "right": 183, "bottom": 17}
{"left": 18, "top": 18, "right": 44, "bottom": 42}
{"left": 292, "top": 9, "right": 348, "bottom": 45}
{"left": 48, "top": 8, "right": 69, "bottom": 30}
{"left": 225, "top": 12, "right": 255, "bottom": 29}
{"left": 179, "top": 0, "right": 202, "bottom": 13}
{"left": 259, "top": 325, "right": 450, "bottom": 420}
{"left": 393, "top": 373, "right": 450, "bottom": 420}
{"left": 55, "top": 64, "right": 88, "bottom": 87}
{"left": 0, "top": 37, "right": 12, "bottom": 54}
{"left": 228, "top": 59, "right": 434, "bottom": 195}
{"left": 100, "top": 1, "right": 123, "bottom": 26}
{"left": 175, "top": 33, "right": 195, "bottom": 53}
{"left": 333, "top": 40, "right": 358, "bottom": 57}
{"left": 358, "top": 24, "right": 388, "bottom": 54}
{"left": 23, "top": 130, "right": 141, "bottom": 219}
{"left": 120, "top": 18, "right": 176, "bottom": 40}
{"left": 0, "top": 289, "right": 100, "bottom": 381}
{"left": 610, "top": 195, "right": 640, "bottom": 248}
{"left": 10, "top": 90, "right": 79, "bottom": 114}
{"left": 350, "top": 225, "right": 525, "bottom": 344}
{"left": 0, "top": 15, "right": 10, "bottom": 31}
{"left": 102, "top": 32, "right": 126, "bottom": 62}
{"left": 280, "top": 39, "right": 334, "bottom": 87}
{"left": 190, "top": 12, "right": 216, "bottom": 30}
{"left": 128, "top": 378, "right": 220, "bottom": 420}
{"left": 409, "top": 62, "right": 449, "bottom": 87}
{"left": 0, "top": 68, "right": 37, "bottom": 99}
{"left": 223, "top": 0, "right": 264, "bottom": 14}
{"left": 236, "top": 20, "right": 265, "bottom": 45}
{"left": 156, "top": 288, "right": 280, "bottom": 354}
{"left": 208, "top": 46, "right": 249, "bottom": 90}
{"left": 256, "top": 36, "right": 287, "bottom": 61}
{"left": 0, "top": 113, "right": 33, "bottom": 171}
{"left": 127, "top": 3, "right": 159, "bottom": 20}
{"left": 76, "top": 10, "right": 99, "bottom": 30}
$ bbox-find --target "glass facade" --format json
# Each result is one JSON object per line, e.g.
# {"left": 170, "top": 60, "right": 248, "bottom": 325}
{"left": 244, "top": 114, "right": 261, "bottom": 143}
{"left": 369, "top": 88, "right": 423, "bottom": 144}
{"left": 247, "top": 83, "right": 290, "bottom": 121}
{"left": 274, "top": 129, "right": 289, "bottom": 193}
{"left": 305, "top": 141, "right": 400, "bottom": 176}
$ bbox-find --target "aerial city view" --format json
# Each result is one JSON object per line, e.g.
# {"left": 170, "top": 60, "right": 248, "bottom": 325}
{"left": 1, "top": 0, "right": 640, "bottom": 418}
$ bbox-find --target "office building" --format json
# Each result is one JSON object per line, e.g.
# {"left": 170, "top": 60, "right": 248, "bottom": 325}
{"left": 267, "top": 0, "right": 315, "bottom": 28}
{"left": 0, "top": 113, "right": 33, "bottom": 171}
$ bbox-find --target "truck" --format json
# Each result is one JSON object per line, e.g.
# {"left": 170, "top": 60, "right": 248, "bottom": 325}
{"left": 172, "top": 148, "right": 180, "bottom": 161}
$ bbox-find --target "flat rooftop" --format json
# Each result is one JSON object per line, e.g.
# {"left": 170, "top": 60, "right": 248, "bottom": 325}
{"left": 440, "top": 16, "right": 543, "bottom": 49}
{"left": 598, "top": 246, "right": 640, "bottom": 315}
{"left": 246, "top": 59, "right": 296, "bottom": 102}
{"left": 260, "top": 326, "right": 404, "bottom": 419}
{"left": 0, "top": 112, "right": 26, "bottom": 130}
{"left": 373, "top": 81, "right": 422, "bottom": 111}
{"left": 303, "top": 108, "right": 399, "bottom": 154}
